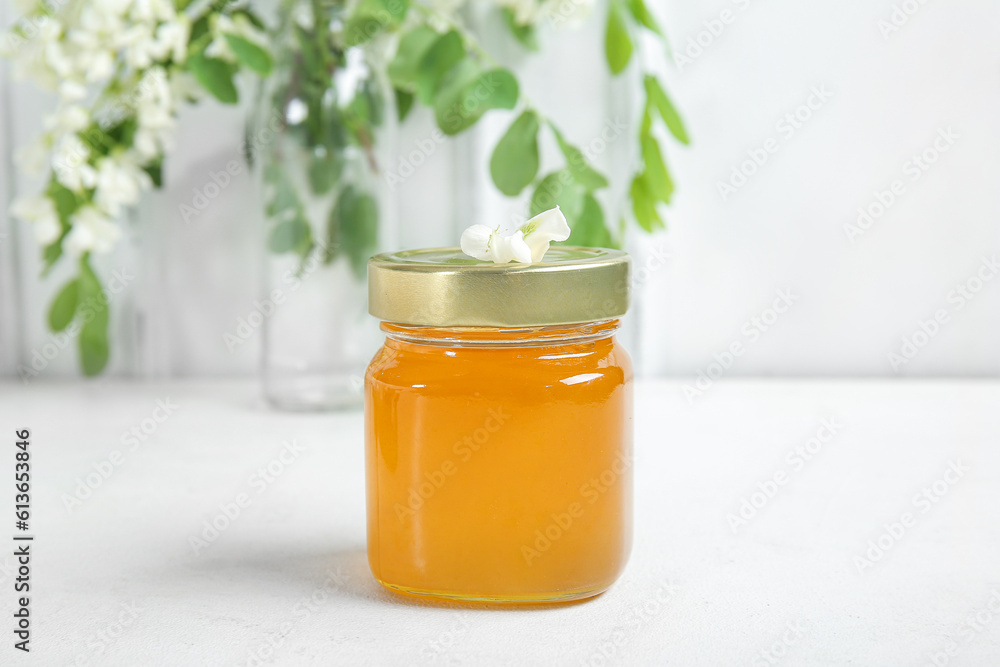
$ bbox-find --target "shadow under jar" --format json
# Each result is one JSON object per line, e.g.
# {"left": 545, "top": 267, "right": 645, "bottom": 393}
{"left": 364, "top": 247, "right": 634, "bottom": 604}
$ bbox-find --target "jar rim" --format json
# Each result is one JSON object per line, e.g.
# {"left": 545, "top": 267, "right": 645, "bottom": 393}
{"left": 368, "top": 246, "right": 630, "bottom": 327}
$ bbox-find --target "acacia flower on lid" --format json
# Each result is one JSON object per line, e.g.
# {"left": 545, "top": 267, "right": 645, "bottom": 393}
{"left": 460, "top": 206, "right": 571, "bottom": 264}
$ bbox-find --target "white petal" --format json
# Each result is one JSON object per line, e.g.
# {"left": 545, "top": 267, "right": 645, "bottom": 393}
{"left": 520, "top": 205, "right": 571, "bottom": 261}
{"left": 460, "top": 224, "right": 493, "bottom": 261}
{"left": 34, "top": 215, "right": 61, "bottom": 245}
{"left": 490, "top": 231, "right": 531, "bottom": 264}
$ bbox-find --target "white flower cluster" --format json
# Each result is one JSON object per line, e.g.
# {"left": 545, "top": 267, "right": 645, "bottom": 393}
{"left": 2, "top": 0, "right": 198, "bottom": 255}
{"left": 3, "top": 0, "right": 266, "bottom": 259}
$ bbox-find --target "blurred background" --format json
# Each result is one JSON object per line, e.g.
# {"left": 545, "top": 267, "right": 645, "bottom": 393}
{"left": 1, "top": 0, "right": 998, "bottom": 381}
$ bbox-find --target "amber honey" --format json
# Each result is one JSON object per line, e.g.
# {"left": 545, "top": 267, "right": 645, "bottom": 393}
{"left": 365, "top": 320, "right": 633, "bottom": 603}
{"left": 365, "top": 246, "right": 633, "bottom": 603}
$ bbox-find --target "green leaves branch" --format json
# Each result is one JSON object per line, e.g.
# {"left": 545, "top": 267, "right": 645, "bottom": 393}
{"left": 605, "top": 0, "right": 689, "bottom": 233}
{"left": 260, "top": 0, "right": 391, "bottom": 278}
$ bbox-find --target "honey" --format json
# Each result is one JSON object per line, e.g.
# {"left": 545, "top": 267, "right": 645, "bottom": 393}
{"left": 365, "top": 247, "right": 633, "bottom": 603}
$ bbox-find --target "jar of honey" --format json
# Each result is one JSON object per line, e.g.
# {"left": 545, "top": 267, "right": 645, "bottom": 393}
{"left": 364, "top": 247, "right": 633, "bottom": 603}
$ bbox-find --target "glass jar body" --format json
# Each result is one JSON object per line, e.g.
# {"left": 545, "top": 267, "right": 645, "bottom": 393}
{"left": 254, "top": 1, "right": 397, "bottom": 410}
{"left": 364, "top": 320, "right": 633, "bottom": 603}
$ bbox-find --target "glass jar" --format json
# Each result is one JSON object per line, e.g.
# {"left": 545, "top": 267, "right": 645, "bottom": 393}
{"left": 252, "top": 0, "right": 397, "bottom": 410}
{"left": 364, "top": 247, "right": 633, "bottom": 603}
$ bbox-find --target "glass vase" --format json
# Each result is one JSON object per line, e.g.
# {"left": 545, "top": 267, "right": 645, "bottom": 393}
{"left": 252, "top": 0, "right": 397, "bottom": 410}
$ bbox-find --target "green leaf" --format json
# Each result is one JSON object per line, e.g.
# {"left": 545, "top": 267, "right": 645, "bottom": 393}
{"left": 566, "top": 193, "right": 615, "bottom": 248}
{"left": 530, "top": 170, "right": 585, "bottom": 222}
{"left": 551, "top": 125, "right": 609, "bottom": 191}
{"left": 644, "top": 75, "right": 690, "bottom": 145}
{"left": 490, "top": 111, "right": 540, "bottom": 196}
{"left": 48, "top": 279, "right": 78, "bottom": 332}
{"left": 103, "top": 116, "right": 138, "bottom": 150}
{"left": 268, "top": 216, "right": 313, "bottom": 254}
{"left": 224, "top": 34, "right": 273, "bottom": 76}
{"left": 42, "top": 239, "right": 64, "bottom": 275}
{"left": 388, "top": 26, "right": 440, "bottom": 87}
{"left": 435, "top": 68, "right": 518, "bottom": 135}
{"left": 605, "top": 1, "right": 633, "bottom": 75}
{"left": 626, "top": 0, "right": 663, "bottom": 36}
{"left": 640, "top": 133, "right": 674, "bottom": 203}
{"left": 187, "top": 53, "right": 239, "bottom": 104}
{"left": 294, "top": 24, "right": 325, "bottom": 74}
{"left": 345, "top": 0, "right": 409, "bottom": 46}
{"left": 143, "top": 158, "right": 163, "bottom": 188}
{"left": 502, "top": 8, "right": 539, "bottom": 51}
{"left": 395, "top": 88, "right": 415, "bottom": 121}
{"left": 47, "top": 179, "right": 79, "bottom": 227}
{"left": 77, "top": 256, "right": 110, "bottom": 376}
{"left": 630, "top": 174, "right": 665, "bottom": 232}
{"left": 335, "top": 186, "right": 379, "bottom": 279}
{"left": 416, "top": 30, "right": 465, "bottom": 105}
{"left": 266, "top": 170, "right": 299, "bottom": 217}
{"left": 233, "top": 9, "right": 266, "bottom": 30}
{"left": 308, "top": 153, "right": 343, "bottom": 195}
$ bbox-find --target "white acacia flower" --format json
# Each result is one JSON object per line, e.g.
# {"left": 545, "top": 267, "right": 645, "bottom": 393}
{"left": 79, "top": 49, "right": 115, "bottom": 83}
{"left": 45, "top": 104, "right": 90, "bottom": 135}
{"left": 44, "top": 40, "right": 74, "bottom": 78}
{"left": 94, "top": 155, "right": 152, "bottom": 216}
{"left": 130, "top": 0, "right": 177, "bottom": 24}
{"left": 131, "top": 67, "right": 176, "bottom": 158}
{"left": 94, "top": 0, "right": 134, "bottom": 17}
{"left": 58, "top": 79, "right": 89, "bottom": 103}
{"left": 95, "top": 154, "right": 152, "bottom": 214}
{"left": 10, "top": 195, "right": 61, "bottom": 245}
{"left": 120, "top": 22, "right": 158, "bottom": 69}
{"left": 461, "top": 206, "right": 571, "bottom": 264}
{"left": 52, "top": 134, "right": 97, "bottom": 191}
{"left": 65, "top": 206, "right": 120, "bottom": 255}
{"left": 151, "top": 18, "right": 190, "bottom": 64}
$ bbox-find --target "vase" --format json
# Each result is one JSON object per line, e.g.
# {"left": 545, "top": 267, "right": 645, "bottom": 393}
{"left": 252, "top": 0, "right": 397, "bottom": 410}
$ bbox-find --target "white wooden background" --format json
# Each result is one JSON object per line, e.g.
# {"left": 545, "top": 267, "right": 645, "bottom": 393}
{"left": 1, "top": 0, "right": 998, "bottom": 379}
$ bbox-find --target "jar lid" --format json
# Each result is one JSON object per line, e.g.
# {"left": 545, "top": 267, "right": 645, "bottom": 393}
{"left": 368, "top": 246, "right": 630, "bottom": 327}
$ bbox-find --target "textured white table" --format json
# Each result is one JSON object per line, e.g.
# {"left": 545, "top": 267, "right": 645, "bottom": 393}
{"left": 0, "top": 379, "right": 998, "bottom": 666}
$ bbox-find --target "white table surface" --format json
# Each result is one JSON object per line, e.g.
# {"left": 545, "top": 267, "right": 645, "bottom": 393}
{"left": 1, "top": 378, "right": 998, "bottom": 666}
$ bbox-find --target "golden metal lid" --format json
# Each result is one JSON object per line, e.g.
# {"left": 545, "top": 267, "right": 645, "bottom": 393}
{"left": 368, "top": 246, "right": 631, "bottom": 327}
